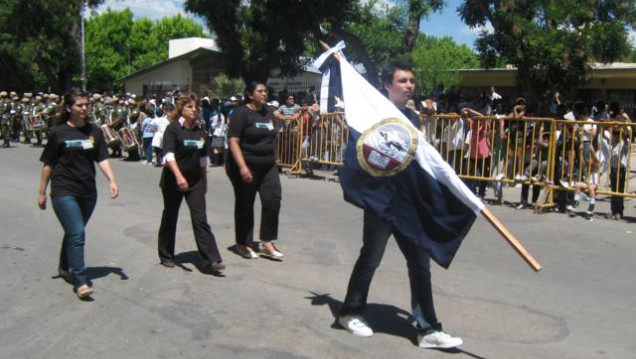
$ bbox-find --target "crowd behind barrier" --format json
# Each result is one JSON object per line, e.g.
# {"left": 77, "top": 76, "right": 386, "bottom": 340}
{"left": 276, "top": 113, "right": 635, "bottom": 212}
{"left": 3, "top": 88, "right": 634, "bottom": 216}
{"left": 276, "top": 113, "right": 348, "bottom": 174}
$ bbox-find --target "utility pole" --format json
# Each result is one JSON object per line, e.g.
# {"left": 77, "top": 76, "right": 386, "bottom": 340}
{"left": 80, "top": 0, "right": 87, "bottom": 92}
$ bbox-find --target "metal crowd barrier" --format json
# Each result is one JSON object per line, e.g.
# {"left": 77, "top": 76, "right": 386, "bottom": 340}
{"left": 276, "top": 113, "right": 348, "bottom": 175}
{"left": 276, "top": 113, "right": 635, "bottom": 211}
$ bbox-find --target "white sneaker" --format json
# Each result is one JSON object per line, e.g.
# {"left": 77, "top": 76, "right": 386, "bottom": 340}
{"left": 494, "top": 173, "right": 505, "bottom": 181}
{"left": 519, "top": 174, "right": 529, "bottom": 181}
{"left": 338, "top": 315, "right": 373, "bottom": 338}
{"left": 418, "top": 330, "right": 463, "bottom": 349}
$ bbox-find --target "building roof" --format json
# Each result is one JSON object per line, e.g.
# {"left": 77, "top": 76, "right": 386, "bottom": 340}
{"left": 120, "top": 47, "right": 222, "bottom": 82}
{"left": 457, "top": 62, "right": 636, "bottom": 88}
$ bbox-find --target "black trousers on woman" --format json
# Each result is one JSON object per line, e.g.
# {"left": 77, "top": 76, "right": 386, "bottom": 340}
{"left": 228, "top": 164, "right": 281, "bottom": 246}
{"left": 157, "top": 181, "right": 222, "bottom": 266}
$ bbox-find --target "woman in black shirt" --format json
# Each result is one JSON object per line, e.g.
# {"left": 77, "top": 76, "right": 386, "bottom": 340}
{"left": 227, "top": 82, "right": 283, "bottom": 260}
{"left": 37, "top": 90, "right": 119, "bottom": 299}
{"left": 157, "top": 93, "right": 225, "bottom": 273}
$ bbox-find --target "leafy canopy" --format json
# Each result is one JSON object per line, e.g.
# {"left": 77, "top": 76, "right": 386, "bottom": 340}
{"left": 86, "top": 9, "right": 205, "bottom": 90}
{"left": 459, "top": 0, "right": 636, "bottom": 98}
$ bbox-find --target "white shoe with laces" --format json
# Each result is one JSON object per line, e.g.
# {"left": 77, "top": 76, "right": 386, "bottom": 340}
{"left": 338, "top": 315, "right": 373, "bottom": 338}
{"left": 418, "top": 330, "right": 463, "bottom": 349}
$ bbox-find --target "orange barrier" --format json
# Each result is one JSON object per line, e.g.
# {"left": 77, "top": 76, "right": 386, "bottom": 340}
{"left": 276, "top": 113, "right": 635, "bottom": 207}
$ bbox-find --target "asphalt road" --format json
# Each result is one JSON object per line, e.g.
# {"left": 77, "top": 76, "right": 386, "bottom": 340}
{"left": 1, "top": 143, "right": 635, "bottom": 359}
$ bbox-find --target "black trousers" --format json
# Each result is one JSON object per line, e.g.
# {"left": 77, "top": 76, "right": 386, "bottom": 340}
{"left": 228, "top": 164, "right": 281, "bottom": 246}
{"left": 157, "top": 181, "right": 222, "bottom": 266}
{"left": 340, "top": 210, "right": 441, "bottom": 333}
{"left": 610, "top": 167, "right": 626, "bottom": 215}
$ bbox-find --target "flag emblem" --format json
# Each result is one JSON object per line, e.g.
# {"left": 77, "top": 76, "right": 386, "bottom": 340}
{"left": 357, "top": 118, "right": 418, "bottom": 177}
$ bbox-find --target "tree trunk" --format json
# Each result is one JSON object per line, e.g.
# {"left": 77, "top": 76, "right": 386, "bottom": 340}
{"left": 402, "top": 0, "right": 423, "bottom": 53}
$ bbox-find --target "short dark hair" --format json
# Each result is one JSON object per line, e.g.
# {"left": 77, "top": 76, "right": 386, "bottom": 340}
{"left": 381, "top": 61, "right": 413, "bottom": 86}
{"left": 61, "top": 89, "right": 89, "bottom": 124}
{"left": 242, "top": 81, "right": 267, "bottom": 104}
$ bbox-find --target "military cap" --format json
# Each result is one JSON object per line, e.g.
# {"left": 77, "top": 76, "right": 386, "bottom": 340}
{"left": 35, "top": 95, "right": 42, "bottom": 101}
{"left": 22, "top": 98, "right": 30, "bottom": 103}
{"left": 92, "top": 93, "right": 102, "bottom": 100}
{"left": 127, "top": 99, "right": 136, "bottom": 106}
{"left": 24, "top": 92, "right": 33, "bottom": 98}
{"left": 10, "top": 91, "right": 17, "bottom": 97}
{"left": 43, "top": 93, "right": 50, "bottom": 99}
{"left": 0, "top": 91, "right": 7, "bottom": 97}
{"left": 12, "top": 96, "right": 18, "bottom": 101}
{"left": 49, "top": 94, "right": 59, "bottom": 100}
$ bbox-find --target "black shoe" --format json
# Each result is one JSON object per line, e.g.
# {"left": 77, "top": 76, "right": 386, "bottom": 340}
{"left": 203, "top": 261, "right": 226, "bottom": 273}
{"left": 160, "top": 259, "right": 175, "bottom": 268}
{"left": 2, "top": 142, "right": 9, "bottom": 148}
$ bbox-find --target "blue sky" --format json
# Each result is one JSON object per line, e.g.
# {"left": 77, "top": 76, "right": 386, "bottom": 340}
{"left": 95, "top": 0, "right": 481, "bottom": 49}
{"left": 94, "top": 0, "right": 632, "bottom": 50}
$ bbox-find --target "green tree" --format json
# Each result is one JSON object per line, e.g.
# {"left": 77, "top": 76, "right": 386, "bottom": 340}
{"left": 85, "top": 8, "right": 134, "bottom": 91}
{"left": 459, "top": 0, "right": 636, "bottom": 105}
{"left": 185, "top": 0, "right": 360, "bottom": 84}
{"left": 85, "top": 9, "right": 205, "bottom": 91}
{"left": 186, "top": 0, "right": 445, "bottom": 87}
{"left": 401, "top": 0, "right": 444, "bottom": 53}
{"left": 0, "top": 0, "right": 105, "bottom": 92}
{"left": 411, "top": 35, "right": 480, "bottom": 96}
{"left": 200, "top": 74, "right": 244, "bottom": 99}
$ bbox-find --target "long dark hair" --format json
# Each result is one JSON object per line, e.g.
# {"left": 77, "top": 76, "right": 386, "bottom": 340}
{"left": 60, "top": 89, "right": 89, "bottom": 124}
{"left": 170, "top": 93, "right": 199, "bottom": 122}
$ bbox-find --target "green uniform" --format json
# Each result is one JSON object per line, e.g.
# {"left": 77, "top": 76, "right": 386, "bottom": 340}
{"left": 0, "top": 97, "right": 11, "bottom": 146}
{"left": 91, "top": 102, "right": 107, "bottom": 125}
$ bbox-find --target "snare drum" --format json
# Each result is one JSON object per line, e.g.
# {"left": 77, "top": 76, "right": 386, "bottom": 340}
{"left": 101, "top": 124, "right": 120, "bottom": 147}
{"left": 118, "top": 126, "right": 139, "bottom": 151}
{"left": 24, "top": 114, "right": 47, "bottom": 132}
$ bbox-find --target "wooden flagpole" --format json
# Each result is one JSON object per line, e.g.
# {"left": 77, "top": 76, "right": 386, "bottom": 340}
{"left": 318, "top": 40, "right": 542, "bottom": 272}
{"left": 481, "top": 207, "right": 541, "bottom": 271}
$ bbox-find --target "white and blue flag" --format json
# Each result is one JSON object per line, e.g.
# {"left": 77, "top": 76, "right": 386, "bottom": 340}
{"left": 313, "top": 43, "right": 484, "bottom": 268}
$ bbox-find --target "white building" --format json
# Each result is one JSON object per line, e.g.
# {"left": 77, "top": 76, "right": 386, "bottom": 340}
{"left": 121, "top": 37, "right": 321, "bottom": 97}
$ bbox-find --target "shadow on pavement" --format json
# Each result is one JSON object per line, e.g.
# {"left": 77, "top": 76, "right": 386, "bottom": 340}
{"left": 305, "top": 292, "right": 496, "bottom": 357}
{"left": 175, "top": 251, "right": 225, "bottom": 277}
{"left": 85, "top": 266, "right": 129, "bottom": 281}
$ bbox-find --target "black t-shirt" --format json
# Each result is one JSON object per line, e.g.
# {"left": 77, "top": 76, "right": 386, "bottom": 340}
{"left": 40, "top": 122, "right": 109, "bottom": 198}
{"left": 228, "top": 105, "right": 277, "bottom": 169}
{"left": 160, "top": 120, "right": 208, "bottom": 189}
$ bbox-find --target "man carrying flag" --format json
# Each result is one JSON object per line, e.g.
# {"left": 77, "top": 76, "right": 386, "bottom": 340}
{"left": 314, "top": 44, "right": 485, "bottom": 349}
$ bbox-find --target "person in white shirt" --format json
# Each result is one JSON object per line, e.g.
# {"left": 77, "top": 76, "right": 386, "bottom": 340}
{"left": 150, "top": 102, "right": 172, "bottom": 167}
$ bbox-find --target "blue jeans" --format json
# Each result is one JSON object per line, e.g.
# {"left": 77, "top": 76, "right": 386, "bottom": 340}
{"left": 340, "top": 210, "right": 441, "bottom": 333}
{"left": 143, "top": 137, "right": 153, "bottom": 163}
{"left": 51, "top": 195, "right": 97, "bottom": 287}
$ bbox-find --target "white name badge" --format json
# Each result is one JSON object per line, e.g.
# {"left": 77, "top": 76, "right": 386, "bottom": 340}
{"left": 255, "top": 122, "right": 274, "bottom": 130}
{"left": 184, "top": 139, "right": 205, "bottom": 149}
{"left": 65, "top": 139, "right": 93, "bottom": 149}
{"left": 81, "top": 140, "right": 94, "bottom": 149}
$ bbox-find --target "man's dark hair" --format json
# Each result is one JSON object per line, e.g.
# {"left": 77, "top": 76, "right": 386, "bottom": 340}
{"left": 380, "top": 61, "right": 413, "bottom": 86}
